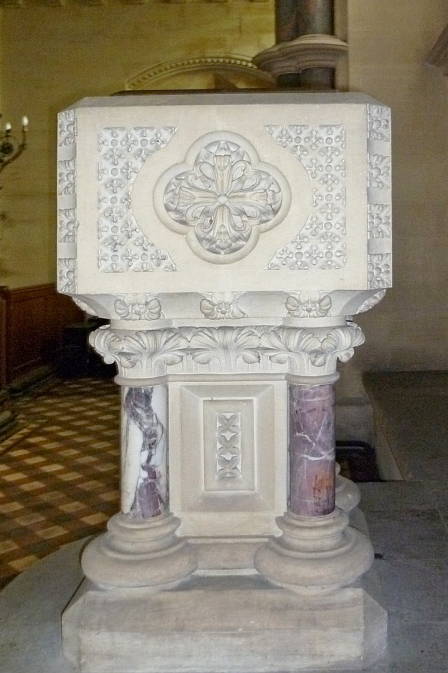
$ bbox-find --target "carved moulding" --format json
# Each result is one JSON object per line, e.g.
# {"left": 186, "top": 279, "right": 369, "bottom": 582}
{"left": 72, "top": 289, "right": 386, "bottom": 324}
{"left": 215, "top": 412, "right": 242, "bottom": 480}
{"left": 90, "top": 322, "right": 365, "bottom": 379}
{"left": 57, "top": 109, "right": 78, "bottom": 293}
{"left": 367, "top": 105, "right": 392, "bottom": 289}
{"left": 126, "top": 55, "right": 274, "bottom": 90}
{"left": 253, "top": 34, "right": 348, "bottom": 78}
{"left": 154, "top": 131, "right": 291, "bottom": 264}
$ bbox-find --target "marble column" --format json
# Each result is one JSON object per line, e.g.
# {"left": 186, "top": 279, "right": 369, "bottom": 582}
{"left": 289, "top": 383, "right": 335, "bottom": 517}
{"left": 80, "top": 378, "right": 197, "bottom": 589}
{"left": 255, "top": 375, "right": 373, "bottom": 595}
{"left": 121, "top": 385, "right": 168, "bottom": 519}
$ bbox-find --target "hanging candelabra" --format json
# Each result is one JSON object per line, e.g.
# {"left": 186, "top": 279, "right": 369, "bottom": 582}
{"left": 0, "top": 115, "right": 28, "bottom": 176}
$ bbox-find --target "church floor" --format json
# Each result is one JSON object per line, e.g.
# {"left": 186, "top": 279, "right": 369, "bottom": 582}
{"left": 0, "top": 377, "right": 120, "bottom": 588}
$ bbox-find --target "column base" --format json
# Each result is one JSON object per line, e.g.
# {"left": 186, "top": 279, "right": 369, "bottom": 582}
{"left": 81, "top": 512, "right": 197, "bottom": 589}
{"left": 335, "top": 463, "right": 361, "bottom": 513}
{"left": 254, "top": 508, "right": 373, "bottom": 595}
{"left": 62, "top": 576, "right": 387, "bottom": 672}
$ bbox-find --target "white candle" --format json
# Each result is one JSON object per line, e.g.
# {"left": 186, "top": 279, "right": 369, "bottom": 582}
{"left": 22, "top": 116, "right": 28, "bottom": 128}
{"left": 5, "top": 122, "right": 11, "bottom": 132}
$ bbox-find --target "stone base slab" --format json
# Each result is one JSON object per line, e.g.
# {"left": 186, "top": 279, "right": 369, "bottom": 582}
{"left": 63, "top": 576, "right": 387, "bottom": 673}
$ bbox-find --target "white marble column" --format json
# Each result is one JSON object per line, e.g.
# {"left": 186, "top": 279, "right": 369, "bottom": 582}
{"left": 81, "top": 367, "right": 197, "bottom": 590}
{"left": 121, "top": 385, "right": 168, "bottom": 519}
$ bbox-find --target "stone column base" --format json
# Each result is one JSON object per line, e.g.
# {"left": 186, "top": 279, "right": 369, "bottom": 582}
{"left": 81, "top": 512, "right": 197, "bottom": 589}
{"left": 254, "top": 508, "right": 373, "bottom": 595}
{"left": 63, "top": 576, "right": 387, "bottom": 673}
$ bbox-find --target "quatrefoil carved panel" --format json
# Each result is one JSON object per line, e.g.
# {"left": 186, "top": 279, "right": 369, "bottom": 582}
{"left": 155, "top": 132, "right": 291, "bottom": 264}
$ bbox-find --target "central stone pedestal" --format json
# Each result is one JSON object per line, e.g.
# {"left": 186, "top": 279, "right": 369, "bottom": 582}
{"left": 63, "top": 576, "right": 386, "bottom": 673}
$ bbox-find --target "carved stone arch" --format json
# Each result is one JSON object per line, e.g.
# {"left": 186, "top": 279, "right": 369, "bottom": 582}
{"left": 125, "top": 55, "right": 274, "bottom": 91}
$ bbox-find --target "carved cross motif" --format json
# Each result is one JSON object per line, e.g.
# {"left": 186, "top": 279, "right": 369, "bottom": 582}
{"left": 216, "top": 412, "right": 242, "bottom": 480}
{"left": 160, "top": 135, "right": 288, "bottom": 263}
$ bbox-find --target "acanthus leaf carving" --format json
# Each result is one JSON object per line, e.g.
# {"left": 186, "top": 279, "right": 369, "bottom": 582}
{"left": 90, "top": 323, "right": 365, "bottom": 378}
{"left": 90, "top": 326, "right": 188, "bottom": 375}
{"left": 188, "top": 327, "right": 261, "bottom": 368}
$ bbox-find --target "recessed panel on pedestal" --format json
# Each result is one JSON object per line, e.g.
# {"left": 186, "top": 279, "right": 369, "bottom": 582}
{"left": 169, "top": 381, "right": 287, "bottom": 537}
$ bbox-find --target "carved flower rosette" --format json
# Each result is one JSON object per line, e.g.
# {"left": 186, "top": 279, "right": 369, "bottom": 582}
{"left": 154, "top": 132, "right": 291, "bottom": 264}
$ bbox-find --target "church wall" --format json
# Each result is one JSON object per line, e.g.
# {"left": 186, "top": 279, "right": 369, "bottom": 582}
{"left": 347, "top": 0, "right": 448, "bottom": 370}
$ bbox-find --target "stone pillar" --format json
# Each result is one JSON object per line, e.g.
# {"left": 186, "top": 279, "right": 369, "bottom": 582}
{"left": 253, "top": 0, "right": 346, "bottom": 90}
{"left": 80, "top": 366, "right": 197, "bottom": 590}
{"left": 275, "top": 0, "right": 335, "bottom": 89}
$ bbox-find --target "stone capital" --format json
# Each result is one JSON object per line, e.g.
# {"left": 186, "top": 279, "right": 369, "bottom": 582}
{"left": 90, "top": 321, "right": 365, "bottom": 381}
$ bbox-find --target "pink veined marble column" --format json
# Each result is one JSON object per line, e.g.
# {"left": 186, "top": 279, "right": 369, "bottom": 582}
{"left": 121, "top": 385, "right": 168, "bottom": 519}
{"left": 289, "top": 384, "right": 335, "bottom": 516}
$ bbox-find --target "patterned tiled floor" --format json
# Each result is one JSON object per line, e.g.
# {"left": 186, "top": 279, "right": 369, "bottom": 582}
{"left": 0, "top": 377, "right": 120, "bottom": 588}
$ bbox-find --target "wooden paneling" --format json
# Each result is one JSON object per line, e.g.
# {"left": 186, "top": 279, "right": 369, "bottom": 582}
{"left": 0, "top": 284, "right": 83, "bottom": 385}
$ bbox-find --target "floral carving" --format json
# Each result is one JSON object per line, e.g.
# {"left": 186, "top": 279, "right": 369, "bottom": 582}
{"left": 91, "top": 323, "right": 364, "bottom": 378}
{"left": 189, "top": 327, "right": 261, "bottom": 368}
{"left": 58, "top": 259, "right": 77, "bottom": 293}
{"left": 368, "top": 153, "right": 391, "bottom": 191}
{"left": 98, "top": 126, "right": 177, "bottom": 273}
{"left": 200, "top": 293, "right": 246, "bottom": 320}
{"left": 368, "top": 254, "right": 392, "bottom": 289}
{"left": 216, "top": 412, "right": 242, "bottom": 480}
{"left": 368, "top": 105, "right": 391, "bottom": 143}
{"left": 114, "top": 295, "right": 162, "bottom": 321}
{"left": 367, "top": 104, "right": 392, "bottom": 289}
{"left": 266, "top": 124, "right": 346, "bottom": 271}
{"left": 161, "top": 135, "right": 286, "bottom": 262}
{"left": 285, "top": 293, "right": 332, "bottom": 318}
{"left": 58, "top": 159, "right": 75, "bottom": 196}
{"left": 58, "top": 110, "right": 76, "bottom": 147}
{"left": 58, "top": 208, "right": 78, "bottom": 243}
{"left": 91, "top": 327, "right": 188, "bottom": 376}
{"left": 368, "top": 204, "right": 391, "bottom": 239}
{"left": 57, "top": 109, "right": 77, "bottom": 293}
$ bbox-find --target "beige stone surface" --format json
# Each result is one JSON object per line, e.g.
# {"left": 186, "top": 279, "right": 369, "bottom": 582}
{"left": 63, "top": 578, "right": 387, "bottom": 672}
